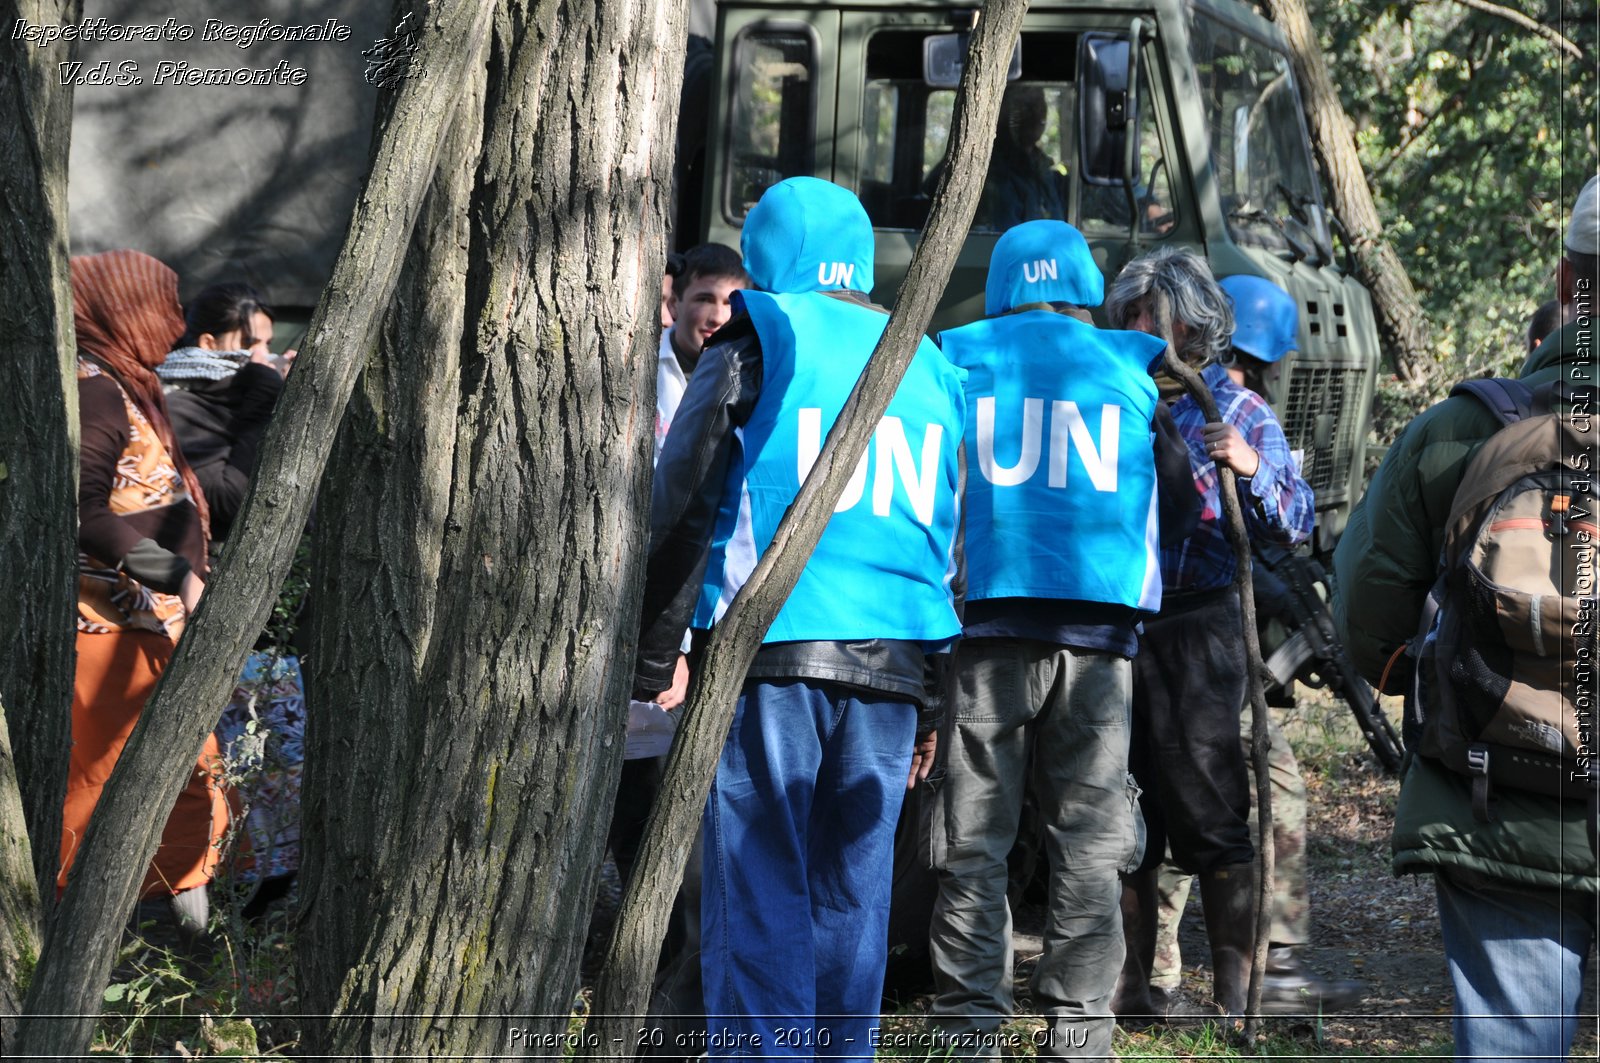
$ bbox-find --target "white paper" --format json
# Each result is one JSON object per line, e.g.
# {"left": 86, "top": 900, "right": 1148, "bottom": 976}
{"left": 625, "top": 699, "right": 679, "bottom": 760}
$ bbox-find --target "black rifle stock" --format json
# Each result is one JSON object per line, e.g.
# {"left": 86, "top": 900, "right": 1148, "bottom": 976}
{"left": 1254, "top": 543, "right": 1403, "bottom": 774}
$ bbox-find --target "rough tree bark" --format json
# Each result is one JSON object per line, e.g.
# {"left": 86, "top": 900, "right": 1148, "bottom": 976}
{"left": 0, "top": 711, "right": 42, "bottom": 1037}
{"left": 1259, "top": 0, "right": 1433, "bottom": 385}
{"left": 581, "top": 0, "right": 1031, "bottom": 1051}
{"left": 0, "top": 0, "right": 81, "bottom": 915}
{"left": 0, "top": 0, "right": 82, "bottom": 1033}
{"left": 299, "top": 0, "right": 686, "bottom": 1054}
{"left": 10, "top": 4, "right": 496, "bottom": 1055}
{"left": 294, "top": 0, "right": 486, "bottom": 1029}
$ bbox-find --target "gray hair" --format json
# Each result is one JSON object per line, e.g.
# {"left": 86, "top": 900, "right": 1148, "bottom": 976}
{"left": 1106, "top": 246, "right": 1234, "bottom": 365}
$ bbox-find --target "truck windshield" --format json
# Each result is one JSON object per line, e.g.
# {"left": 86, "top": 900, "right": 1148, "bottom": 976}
{"left": 1189, "top": 12, "right": 1321, "bottom": 257}
{"left": 857, "top": 29, "right": 1173, "bottom": 238}
{"left": 859, "top": 30, "right": 1074, "bottom": 234}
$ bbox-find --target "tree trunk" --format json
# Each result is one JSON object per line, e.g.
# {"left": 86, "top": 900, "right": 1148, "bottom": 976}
{"left": 0, "top": 0, "right": 82, "bottom": 1037}
{"left": 1260, "top": 0, "right": 1433, "bottom": 385}
{"left": 10, "top": 4, "right": 496, "bottom": 1055}
{"left": 0, "top": 704, "right": 42, "bottom": 1036}
{"left": 581, "top": 0, "right": 1031, "bottom": 1052}
{"left": 299, "top": 0, "right": 685, "bottom": 1054}
{"left": 0, "top": 0, "right": 81, "bottom": 920}
{"left": 295, "top": 0, "right": 486, "bottom": 1020}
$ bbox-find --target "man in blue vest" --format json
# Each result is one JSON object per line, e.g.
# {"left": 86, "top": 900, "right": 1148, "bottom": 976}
{"left": 926, "top": 220, "right": 1179, "bottom": 1060}
{"left": 633, "top": 176, "right": 967, "bottom": 1059}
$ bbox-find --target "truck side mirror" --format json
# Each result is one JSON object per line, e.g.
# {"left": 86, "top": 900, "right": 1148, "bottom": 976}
{"left": 922, "top": 32, "right": 1022, "bottom": 89}
{"left": 1078, "top": 34, "right": 1133, "bottom": 186}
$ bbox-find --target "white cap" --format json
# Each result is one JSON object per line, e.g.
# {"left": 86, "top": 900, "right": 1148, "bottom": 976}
{"left": 1567, "top": 174, "right": 1599, "bottom": 256}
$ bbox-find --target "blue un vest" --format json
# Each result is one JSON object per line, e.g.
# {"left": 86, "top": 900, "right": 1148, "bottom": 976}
{"left": 938, "top": 311, "right": 1165, "bottom": 611}
{"left": 694, "top": 291, "right": 966, "bottom": 644}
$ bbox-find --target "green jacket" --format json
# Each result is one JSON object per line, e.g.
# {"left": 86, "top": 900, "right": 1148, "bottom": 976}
{"left": 1332, "top": 320, "right": 1596, "bottom": 890}
{"left": 1390, "top": 756, "right": 1596, "bottom": 891}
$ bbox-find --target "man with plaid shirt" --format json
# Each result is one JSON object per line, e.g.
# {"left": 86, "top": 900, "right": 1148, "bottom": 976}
{"left": 1105, "top": 247, "right": 1313, "bottom": 1021}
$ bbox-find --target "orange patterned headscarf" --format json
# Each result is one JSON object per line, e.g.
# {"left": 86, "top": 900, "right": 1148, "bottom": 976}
{"left": 70, "top": 250, "right": 211, "bottom": 543}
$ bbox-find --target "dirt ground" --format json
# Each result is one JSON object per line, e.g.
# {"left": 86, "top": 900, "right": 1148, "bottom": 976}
{"left": 102, "top": 707, "right": 1595, "bottom": 1058}
{"left": 584, "top": 696, "right": 1600, "bottom": 1058}
{"left": 1013, "top": 734, "right": 1600, "bottom": 1056}
{"left": 1272, "top": 743, "right": 1593, "bottom": 1055}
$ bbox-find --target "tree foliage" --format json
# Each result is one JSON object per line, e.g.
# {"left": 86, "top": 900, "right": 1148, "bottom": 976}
{"left": 1308, "top": 0, "right": 1595, "bottom": 414}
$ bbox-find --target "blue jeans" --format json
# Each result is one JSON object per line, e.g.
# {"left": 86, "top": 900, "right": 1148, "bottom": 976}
{"left": 1435, "top": 869, "right": 1596, "bottom": 1062}
{"left": 702, "top": 679, "right": 916, "bottom": 1061}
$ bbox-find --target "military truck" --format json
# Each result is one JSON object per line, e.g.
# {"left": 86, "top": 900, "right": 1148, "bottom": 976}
{"left": 70, "top": 0, "right": 1380, "bottom": 550}
{"left": 678, "top": 0, "right": 1381, "bottom": 551}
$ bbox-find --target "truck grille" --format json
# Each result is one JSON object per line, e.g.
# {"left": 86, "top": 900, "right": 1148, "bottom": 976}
{"left": 1282, "top": 365, "right": 1366, "bottom": 503}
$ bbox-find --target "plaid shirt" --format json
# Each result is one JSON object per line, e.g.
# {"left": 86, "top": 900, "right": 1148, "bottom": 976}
{"left": 1162, "top": 364, "right": 1314, "bottom": 593}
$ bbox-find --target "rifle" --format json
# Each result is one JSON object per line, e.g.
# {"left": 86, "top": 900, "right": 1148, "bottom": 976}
{"left": 1253, "top": 542, "right": 1404, "bottom": 774}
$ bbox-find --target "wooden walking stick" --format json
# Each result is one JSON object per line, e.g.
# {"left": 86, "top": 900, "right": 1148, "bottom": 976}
{"left": 1150, "top": 293, "right": 1275, "bottom": 1043}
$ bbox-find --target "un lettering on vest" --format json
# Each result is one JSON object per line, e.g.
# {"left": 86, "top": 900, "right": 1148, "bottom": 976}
{"left": 974, "top": 396, "right": 1120, "bottom": 492}
{"left": 795, "top": 408, "right": 943, "bottom": 526}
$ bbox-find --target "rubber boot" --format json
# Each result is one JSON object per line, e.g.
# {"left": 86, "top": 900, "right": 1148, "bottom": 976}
{"left": 1111, "top": 869, "right": 1162, "bottom": 1025}
{"left": 1197, "top": 863, "right": 1256, "bottom": 1018}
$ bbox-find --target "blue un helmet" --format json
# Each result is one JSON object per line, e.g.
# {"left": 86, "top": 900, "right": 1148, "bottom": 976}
{"left": 985, "top": 220, "right": 1103, "bottom": 316}
{"left": 741, "top": 177, "right": 876, "bottom": 296}
{"left": 1219, "top": 275, "right": 1299, "bottom": 364}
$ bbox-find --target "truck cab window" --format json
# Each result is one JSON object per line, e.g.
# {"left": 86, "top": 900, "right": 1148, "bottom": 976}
{"left": 1190, "top": 12, "right": 1323, "bottom": 257}
{"left": 858, "top": 31, "right": 1074, "bottom": 234}
{"left": 726, "top": 26, "right": 817, "bottom": 222}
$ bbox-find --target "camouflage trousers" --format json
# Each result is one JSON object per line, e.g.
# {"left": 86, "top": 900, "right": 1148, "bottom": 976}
{"left": 1150, "top": 702, "right": 1308, "bottom": 989}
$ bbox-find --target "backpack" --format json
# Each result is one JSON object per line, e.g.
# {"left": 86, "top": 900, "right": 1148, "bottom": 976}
{"left": 1408, "top": 377, "right": 1598, "bottom": 822}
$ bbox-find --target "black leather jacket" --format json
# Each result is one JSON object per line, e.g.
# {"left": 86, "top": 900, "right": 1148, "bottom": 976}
{"left": 633, "top": 294, "right": 951, "bottom": 731}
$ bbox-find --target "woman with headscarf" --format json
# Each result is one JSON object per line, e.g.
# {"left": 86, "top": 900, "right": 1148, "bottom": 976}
{"left": 62, "top": 250, "right": 233, "bottom": 935}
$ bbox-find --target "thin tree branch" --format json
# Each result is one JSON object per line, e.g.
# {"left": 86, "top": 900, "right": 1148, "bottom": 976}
{"left": 1151, "top": 303, "right": 1274, "bottom": 1045}
{"left": 1444, "top": 0, "right": 1584, "bottom": 59}
{"left": 1371, "top": 83, "right": 1472, "bottom": 183}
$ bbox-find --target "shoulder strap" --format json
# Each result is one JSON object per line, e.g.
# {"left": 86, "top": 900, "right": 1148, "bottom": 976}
{"left": 1449, "top": 377, "right": 1535, "bottom": 427}
{"left": 1535, "top": 379, "right": 1597, "bottom": 417}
